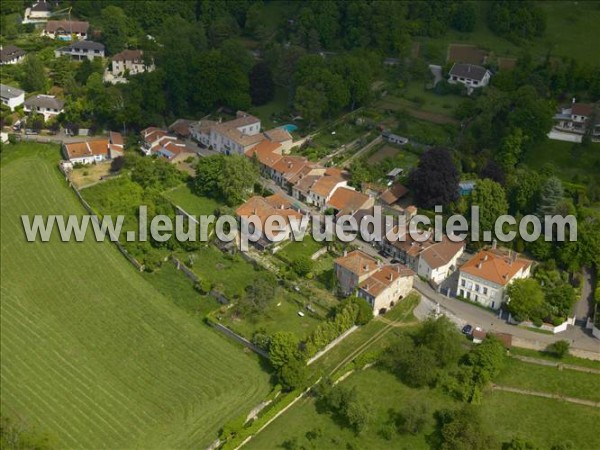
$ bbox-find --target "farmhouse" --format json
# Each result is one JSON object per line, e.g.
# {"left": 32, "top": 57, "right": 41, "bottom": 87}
{"left": 168, "top": 119, "right": 194, "bottom": 139}
{"left": 457, "top": 247, "right": 532, "bottom": 310}
{"left": 55, "top": 41, "right": 105, "bottom": 61}
{"left": 378, "top": 183, "right": 408, "bottom": 211}
{"left": 1, "top": 84, "right": 25, "bottom": 111}
{"left": 0, "top": 45, "right": 26, "bottom": 65}
{"left": 335, "top": 250, "right": 379, "bottom": 296}
{"left": 335, "top": 250, "right": 415, "bottom": 314}
{"left": 105, "top": 50, "right": 155, "bottom": 84}
{"left": 448, "top": 63, "right": 491, "bottom": 92}
{"left": 236, "top": 194, "right": 303, "bottom": 249}
{"left": 23, "top": 95, "right": 64, "bottom": 120}
{"left": 553, "top": 102, "right": 600, "bottom": 138}
{"left": 357, "top": 264, "right": 414, "bottom": 315}
{"left": 43, "top": 20, "right": 89, "bottom": 40}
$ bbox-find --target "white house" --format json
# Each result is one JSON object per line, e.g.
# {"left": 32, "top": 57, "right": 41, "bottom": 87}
{"left": 23, "top": 1, "right": 52, "bottom": 23}
{"left": 1, "top": 84, "right": 25, "bottom": 111}
{"left": 306, "top": 175, "right": 347, "bottom": 208}
{"left": 63, "top": 132, "right": 123, "bottom": 164}
{"left": 23, "top": 95, "right": 64, "bottom": 120}
{"left": 189, "top": 111, "right": 293, "bottom": 155}
{"left": 416, "top": 237, "right": 464, "bottom": 285}
{"left": 448, "top": 63, "right": 491, "bottom": 92}
{"left": 552, "top": 102, "right": 599, "bottom": 138}
{"left": 457, "top": 247, "right": 532, "bottom": 310}
{"left": 42, "top": 20, "right": 89, "bottom": 40}
{"left": 0, "top": 45, "right": 26, "bottom": 65}
{"left": 382, "top": 230, "right": 464, "bottom": 285}
{"left": 105, "top": 49, "right": 155, "bottom": 84}
{"left": 55, "top": 41, "right": 105, "bottom": 61}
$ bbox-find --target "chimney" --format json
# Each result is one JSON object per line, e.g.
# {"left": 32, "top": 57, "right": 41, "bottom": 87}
{"left": 363, "top": 264, "right": 369, "bottom": 271}
{"left": 388, "top": 273, "right": 393, "bottom": 281}
{"left": 483, "top": 255, "right": 488, "bottom": 261}
{"left": 476, "top": 262, "right": 482, "bottom": 269}
{"left": 492, "top": 239, "right": 497, "bottom": 250}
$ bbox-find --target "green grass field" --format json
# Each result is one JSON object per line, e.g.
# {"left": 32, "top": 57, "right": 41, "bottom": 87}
{"left": 480, "top": 391, "right": 600, "bottom": 449}
{"left": 177, "top": 246, "right": 262, "bottom": 299}
{"left": 523, "top": 139, "right": 600, "bottom": 185}
{"left": 220, "top": 292, "right": 324, "bottom": 341}
{"left": 417, "top": 1, "right": 600, "bottom": 66}
{"left": 276, "top": 235, "right": 325, "bottom": 262}
{"left": 495, "top": 358, "right": 600, "bottom": 402}
{"left": 0, "top": 143, "right": 271, "bottom": 449}
{"left": 163, "top": 183, "right": 223, "bottom": 216}
{"left": 246, "top": 364, "right": 600, "bottom": 450}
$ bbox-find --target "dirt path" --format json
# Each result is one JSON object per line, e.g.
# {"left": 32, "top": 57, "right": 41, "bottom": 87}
{"left": 491, "top": 384, "right": 600, "bottom": 408}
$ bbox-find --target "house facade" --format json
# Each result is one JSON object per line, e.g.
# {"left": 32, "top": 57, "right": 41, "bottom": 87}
{"left": 24, "top": 95, "right": 65, "bottom": 120}
{"left": 236, "top": 194, "right": 303, "bottom": 249}
{"left": 105, "top": 50, "right": 155, "bottom": 84}
{"left": 552, "top": 102, "right": 599, "bottom": 138}
{"left": 357, "top": 264, "right": 414, "bottom": 315}
{"left": 55, "top": 41, "right": 105, "bottom": 61}
{"left": 0, "top": 45, "right": 26, "bottom": 65}
{"left": 43, "top": 20, "right": 89, "bottom": 40}
{"left": 1, "top": 84, "right": 25, "bottom": 111}
{"left": 334, "top": 250, "right": 380, "bottom": 296}
{"left": 457, "top": 248, "right": 532, "bottom": 310}
{"left": 448, "top": 63, "right": 491, "bottom": 92}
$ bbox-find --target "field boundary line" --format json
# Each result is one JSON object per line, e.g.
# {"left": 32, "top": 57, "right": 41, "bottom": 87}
{"left": 491, "top": 384, "right": 600, "bottom": 408}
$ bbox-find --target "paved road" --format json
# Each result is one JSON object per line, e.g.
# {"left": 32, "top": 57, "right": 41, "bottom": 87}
{"left": 574, "top": 267, "right": 595, "bottom": 321}
{"left": 350, "top": 239, "right": 599, "bottom": 355}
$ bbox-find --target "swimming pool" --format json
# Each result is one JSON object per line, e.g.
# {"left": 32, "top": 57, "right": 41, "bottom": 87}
{"left": 280, "top": 124, "right": 298, "bottom": 132}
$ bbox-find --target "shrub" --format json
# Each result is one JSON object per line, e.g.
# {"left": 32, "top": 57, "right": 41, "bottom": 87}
{"left": 547, "top": 340, "right": 570, "bottom": 358}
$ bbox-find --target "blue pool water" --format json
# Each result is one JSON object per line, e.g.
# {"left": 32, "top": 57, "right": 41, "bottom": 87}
{"left": 280, "top": 124, "right": 298, "bottom": 132}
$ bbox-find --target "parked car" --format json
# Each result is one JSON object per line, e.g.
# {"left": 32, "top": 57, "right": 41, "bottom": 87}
{"left": 462, "top": 324, "right": 473, "bottom": 335}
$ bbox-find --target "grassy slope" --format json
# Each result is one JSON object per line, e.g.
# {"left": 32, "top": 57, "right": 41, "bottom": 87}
{"left": 418, "top": 1, "right": 600, "bottom": 66}
{"left": 0, "top": 143, "right": 270, "bottom": 449}
{"left": 495, "top": 358, "right": 600, "bottom": 402}
{"left": 163, "top": 183, "right": 222, "bottom": 216}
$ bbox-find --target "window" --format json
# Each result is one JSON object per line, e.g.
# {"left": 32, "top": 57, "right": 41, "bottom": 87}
{"left": 474, "top": 284, "right": 480, "bottom": 293}
{"left": 491, "top": 301, "right": 495, "bottom": 309}
{"left": 483, "top": 287, "right": 488, "bottom": 295}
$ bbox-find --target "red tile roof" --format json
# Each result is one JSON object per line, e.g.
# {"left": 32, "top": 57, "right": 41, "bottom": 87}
{"left": 359, "top": 264, "right": 414, "bottom": 297}
{"left": 461, "top": 248, "right": 532, "bottom": 286}
{"left": 335, "top": 250, "right": 378, "bottom": 276}
{"left": 328, "top": 187, "right": 370, "bottom": 213}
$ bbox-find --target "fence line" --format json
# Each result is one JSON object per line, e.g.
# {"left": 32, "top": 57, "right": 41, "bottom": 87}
{"left": 68, "top": 182, "right": 144, "bottom": 271}
{"left": 210, "top": 323, "right": 269, "bottom": 358}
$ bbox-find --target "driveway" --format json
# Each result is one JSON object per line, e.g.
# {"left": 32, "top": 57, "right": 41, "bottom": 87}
{"left": 574, "top": 267, "right": 596, "bottom": 321}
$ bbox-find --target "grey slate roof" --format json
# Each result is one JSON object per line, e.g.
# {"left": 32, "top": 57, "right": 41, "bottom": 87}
{"left": 59, "top": 41, "right": 105, "bottom": 52}
{"left": 0, "top": 45, "right": 26, "bottom": 63}
{"left": 0, "top": 84, "right": 25, "bottom": 100}
{"left": 24, "top": 95, "right": 65, "bottom": 110}
{"left": 449, "top": 63, "right": 488, "bottom": 82}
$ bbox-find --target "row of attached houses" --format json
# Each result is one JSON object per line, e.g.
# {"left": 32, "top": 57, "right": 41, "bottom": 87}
{"left": 236, "top": 193, "right": 304, "bottom": 249}
{"left": 62, "top": 131, "right": 124, "bottom": 165}
{"left": 335, "top": 250, "right": 414, "bottom": 315}
{"left": 381, "top": 227, "right": 465, "bottom": 285}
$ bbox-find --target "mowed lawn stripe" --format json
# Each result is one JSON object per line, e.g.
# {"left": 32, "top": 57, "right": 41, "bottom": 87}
{"left": 1, "top": 145, "right": 271, "bottom": 449}
{"left": 0, "top": 308, "right": 151, "bottom": 435}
